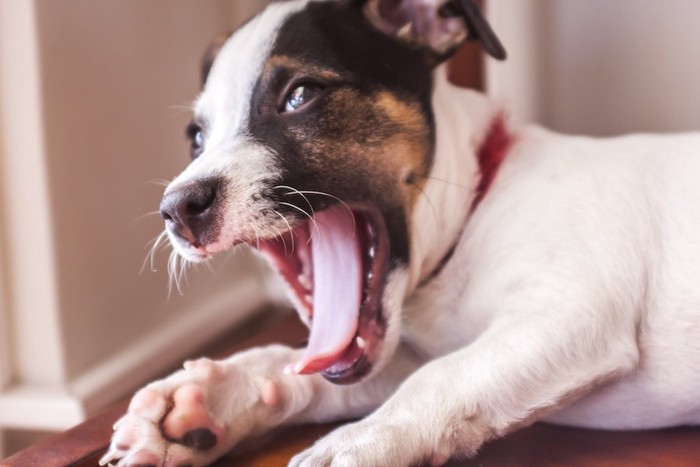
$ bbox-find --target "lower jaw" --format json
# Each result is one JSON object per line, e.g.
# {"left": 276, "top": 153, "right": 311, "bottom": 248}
{"left": 168, "top": 235, "right": 209, "bottom": 262}
{"left": 321, "top": 340, "right": 375, "bottom": 384}
{"left": 320, "top": 314, "right": 386, "bottom": 384}
{"left": 257, "top": 204, "right": 391, "bottom": 382}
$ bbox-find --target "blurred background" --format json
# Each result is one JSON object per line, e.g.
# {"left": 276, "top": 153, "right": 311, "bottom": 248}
{"left": 1, "top": 0, "right": 699, "bottom": 457}
{"left": 0, "top": 0, "right": 274, "bottom": 456}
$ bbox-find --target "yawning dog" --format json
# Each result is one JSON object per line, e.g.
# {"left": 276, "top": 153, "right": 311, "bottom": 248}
{"left": 101, "top": 0, "right": 700, "bottom": 465}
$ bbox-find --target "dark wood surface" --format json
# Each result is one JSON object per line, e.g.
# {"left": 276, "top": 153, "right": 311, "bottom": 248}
{"left": 3, "top": 313, "right": 699, "bottom": 466}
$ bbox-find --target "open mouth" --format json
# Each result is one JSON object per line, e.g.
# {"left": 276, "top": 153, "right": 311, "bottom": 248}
{"left": 258, "top": 204, "right": 389, "bottom": 384}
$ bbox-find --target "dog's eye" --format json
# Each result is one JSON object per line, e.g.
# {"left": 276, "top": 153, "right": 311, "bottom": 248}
{"left": 186, "top": 122, "right": 205, "bottom": 159}
{"left": 283, "top": 85, "right": 321, "bottom": 112}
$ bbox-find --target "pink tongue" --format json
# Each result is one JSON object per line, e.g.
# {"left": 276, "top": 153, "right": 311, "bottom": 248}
{"left": 293, "top": 206, "right": 361, "bottom": 374}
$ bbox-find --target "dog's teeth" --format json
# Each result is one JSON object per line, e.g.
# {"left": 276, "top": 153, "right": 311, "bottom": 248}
{"left": 298, "top": 246, "right": 311, "bottom": 272}
{"left": 356, "top": 336, "right": 366, "bottom": 349}
{"left": 299, "top": 273, "right": 312, "bottom": 289}
{"left": 368, "top": 245, "right": 376, "bottom": 258}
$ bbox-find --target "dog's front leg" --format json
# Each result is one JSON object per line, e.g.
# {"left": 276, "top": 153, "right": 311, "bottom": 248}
{"left": 291, "top": 310, "right": 640, "bottom": 466}
{"left": 101, "top": 342, "right": 421, "bottom": 467}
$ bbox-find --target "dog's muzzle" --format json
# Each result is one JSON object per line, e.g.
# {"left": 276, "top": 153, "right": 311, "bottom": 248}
{"left": 159, "top": 178, "right": 222, "bottom": 248}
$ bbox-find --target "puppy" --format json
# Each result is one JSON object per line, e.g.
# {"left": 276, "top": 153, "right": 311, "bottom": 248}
{"left": 101, "top": 0, "right": 700, "bottom": 465}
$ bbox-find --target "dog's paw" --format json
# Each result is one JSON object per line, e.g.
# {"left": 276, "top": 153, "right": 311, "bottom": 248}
{"left": 100, "top": 356, "right": 279, "bottom": 467}
{"left": 288, "top": 419, "right": 451, "bottom": 467}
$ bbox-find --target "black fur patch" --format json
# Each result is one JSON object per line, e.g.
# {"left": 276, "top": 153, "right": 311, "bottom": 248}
{"left": 246, "top": 0, "right": 437, "bottom": 266}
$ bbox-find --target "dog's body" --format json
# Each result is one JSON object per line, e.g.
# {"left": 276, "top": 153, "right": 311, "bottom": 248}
{"left": 102, "top": 1, "right": 700, "bottom": 466}
{"left": 410, "top": 82, "right": 700, "bottom": 431}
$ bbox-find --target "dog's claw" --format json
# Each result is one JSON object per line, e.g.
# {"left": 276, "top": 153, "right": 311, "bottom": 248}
{"left": 98, "top": 450, "right": 118, "bottom": 466}
{"left": 112, "top": 415, "right": 125, "bottom": 431}
{"left": 103, "top": 344, "right": 304, "bottom": 467}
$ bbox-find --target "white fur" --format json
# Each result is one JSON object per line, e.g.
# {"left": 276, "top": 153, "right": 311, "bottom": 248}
{"left": 165, "top": 0, "right": 311, "bottom": 262}
{"left": 406, "top": 96, "right": 700, "bottom": 431}
{"left": 287, "top": 73, "right": 700, "bottom": 465}
{"left": 106, "top": 1, "right": 700, "bottom": 465}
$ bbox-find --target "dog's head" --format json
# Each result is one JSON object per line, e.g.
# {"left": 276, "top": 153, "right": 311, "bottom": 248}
{"left": 160, "top": 0, "right": 504, "bottom": 383}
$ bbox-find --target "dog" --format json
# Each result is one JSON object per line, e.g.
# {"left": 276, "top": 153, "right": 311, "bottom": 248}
{"left": 101, "top": 0, "right": 700, "bottom": 465}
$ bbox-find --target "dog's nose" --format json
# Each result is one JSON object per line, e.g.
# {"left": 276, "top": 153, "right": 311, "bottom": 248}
{"left": 160, "top": 179, "right": 220, "bottom": 243}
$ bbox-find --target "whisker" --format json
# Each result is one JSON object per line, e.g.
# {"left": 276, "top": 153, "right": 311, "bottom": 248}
{"left": 294, "top": 190, "right": 356, "bottom": 236}
{"left": 178, "top": 256, "right": 188, "bottom": 291}
{"left": 413, "top": 174, "right": 471, "bottom": 190}
{"left": 278, "top": 201, "right": 320, "bottom": 243}
{"left": 408, "top": 180, "right": 440, "bottom": 236}
{"left": 273, "top": 209, "right": 296, "bottom": 254}
{"left": 179, "top": 256, "right": 189, "bottom": 288}
{"left": 140, "top": 230, "right": 169, "bottom": 274}
{"left": 146, "top": 178, "right": 173, "bottom": 188}
{"left": 249, "top": 222, "right": 261, "bottom": 249}
{"left": 168, "top": 102, "right": 196, "bottom": 114}
{"left": 173, "top": 254, "right": 182, "bottom": 297}
{"left": 270, "top": 224, "right": 290, "bottom": 256}
{"left": 130, "top": 210, "right": 162, "bottom": 226}
{"left": 167, "top": 250, "right": 183, "bottom": 298}
{"left": 275, "top": 185, "right": 316, "bottom": 218}
{"left": 275, "top": 186, "right": 321, "bottom": 236}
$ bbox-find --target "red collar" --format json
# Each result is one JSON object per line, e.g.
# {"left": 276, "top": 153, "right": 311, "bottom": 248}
{"left": 471, "top": 114, "right": 512, "bottom": 211}
{"left": 418, "top": 115, "right": 512, "bottom": 288}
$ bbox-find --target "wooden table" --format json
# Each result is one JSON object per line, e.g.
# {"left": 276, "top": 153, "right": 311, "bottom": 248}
{"left": 3, "top": 314, "right": 699, "bottom": 466}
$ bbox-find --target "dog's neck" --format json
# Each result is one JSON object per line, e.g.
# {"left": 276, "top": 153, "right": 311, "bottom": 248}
{"left": 407, "top": 67, "right": 506, "bottom": 293}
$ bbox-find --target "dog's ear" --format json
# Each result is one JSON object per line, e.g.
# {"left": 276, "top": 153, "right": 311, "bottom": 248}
{"left": 360, "top": 0, "right": 506, "bottom": 62}
{"left": 201, "top": 30, "right": 233, "bottom": 87}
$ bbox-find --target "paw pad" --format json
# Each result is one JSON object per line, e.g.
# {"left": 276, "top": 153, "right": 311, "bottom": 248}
{"left": 163, "top": 384, "right": 223, "bottom": 451}
{"left": 105, "top": 358, "right": 243, "bottom": 466}
{"left": 181, "top": 428, "right": 218, "bottom": 450}
{"left": 260, "top": 379, "right": 280, "bottom": 406}
{"left": 128, "top": 388, "right": 167, "bottom": 421}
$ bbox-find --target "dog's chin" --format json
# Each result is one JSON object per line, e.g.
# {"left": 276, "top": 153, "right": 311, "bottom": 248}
{"left": 166, "top": 230, "right": 212, "bottom": 263}
{"left": 257, "top": 204, "right": 392, "bottom": 385}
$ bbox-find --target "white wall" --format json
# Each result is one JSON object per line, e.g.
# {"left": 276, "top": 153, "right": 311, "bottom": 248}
{"left": 0, "top": 0, "right": 271, "bottom": 457}
{"left": 488, "top": 0, "right": 700, "bottom": 136}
